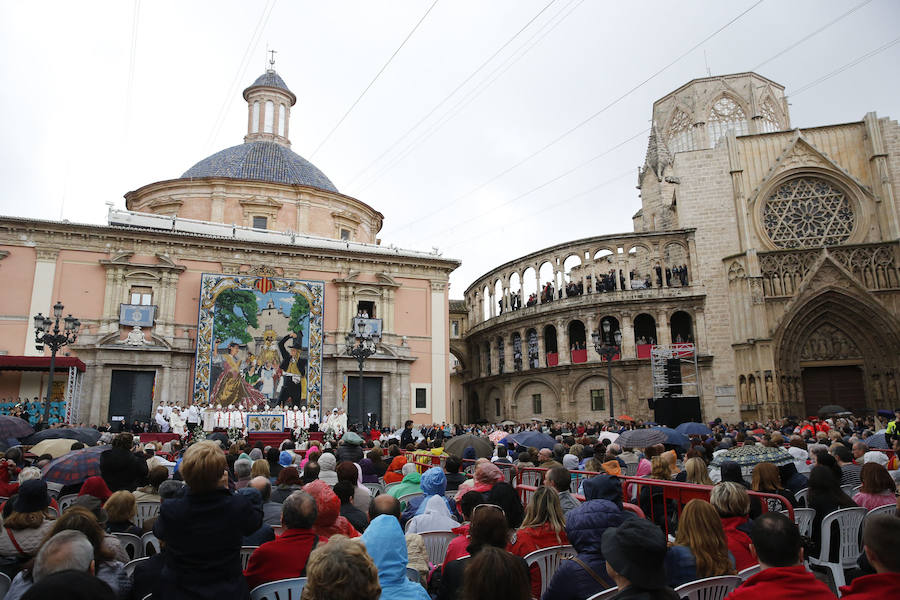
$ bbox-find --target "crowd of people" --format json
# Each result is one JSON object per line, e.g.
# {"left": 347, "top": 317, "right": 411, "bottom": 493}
{"left": 0, "top": 409, "right": 896, "bottom": 599}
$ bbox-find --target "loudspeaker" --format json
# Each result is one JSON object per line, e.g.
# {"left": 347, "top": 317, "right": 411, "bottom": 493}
{"left": 666, "top": 359, "right": 682, "bottom": 396}
{"left": 653, "top": 396, "right": 701, "bottom": 428}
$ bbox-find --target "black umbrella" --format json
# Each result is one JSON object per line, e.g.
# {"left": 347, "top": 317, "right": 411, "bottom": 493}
{"left": 817, "top": 405, "right": 846, "bottom": 416}
{"left": 0, "top": 416, "right": 34, "bottom": 439}
{"left": 22, "top": 427, "right": 102, "bottom": 445}
{"left": 444, "top": 434, "right": 493, "bottom": 458}
{"left": 617, "top": 428, "right": 667, "bottom": 449}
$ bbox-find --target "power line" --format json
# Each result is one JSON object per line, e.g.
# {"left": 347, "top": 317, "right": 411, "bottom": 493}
{"left": 205, "top": 0, "right": 277, "bottom": 151}
{"left": 352, "top": 0, "right": 586, "bottom": 195}
{"left": 387, "top": 0, "right": 764, "bottom": 235}
{"left": 343, "top": 0, "right": 560, "bottom": 189}
{"left": 443, "top": 168, "right": 635, "bottom": 252}
{"left": 752, "top": 0, "right": 874, "bottom": 71}
{"left": 790, "top": 35, "right": 900, "bottom": 96}
{"left": 413, "top": 127, "right": 649, "bottom": 246}
{"left": 309, "top": 0, "right": 440, "bottom": 159}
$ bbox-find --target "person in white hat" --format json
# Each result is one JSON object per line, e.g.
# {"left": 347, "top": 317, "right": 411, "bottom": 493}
{"left": 155, "top": 406, "right": 170, "bottom": 433}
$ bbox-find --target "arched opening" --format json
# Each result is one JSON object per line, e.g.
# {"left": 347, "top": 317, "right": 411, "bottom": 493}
{"left": 597, "top": 316, "right": 621, "bottom": 361}
{"left": 670, "top": 311, "right": 693, "bottom": 344}
{"left": 264, "top": 100, "right": 275, "bottom": 133}
{"left": 483, "top": 341, "right": 492, "bottom": 376}
{"left": 707, "top": 96, "right": 748, "bottom": 145}
{"left": 511, "top": 332, "right": 523, "bottom": 371}
{"left": 664, "top": 243, "right": 689, "bottom": 286}
{"left": 482, "top": 285, "right": 490, "bottom": 321}
{"left": 593, "top": 249, "right": 615, "bottom": 292}
{"left": 568, "top": 320, "right": 587, "bottom": 363}
{"left": 563, "top": 254, "right": 584, "bottom": 297}
{"left": 252, "top": 101, "right": 260, "bottom": 133}
{"left": 497, "top": 337, "right": 505, "bottom": 375}
{"left": 539, "top": 261, "right": 555, "bottom": 303}
{"left": 509, "top": 272, "right": 522, "bottom": 311}
{"left": 544, "top": 324, "right": 558, "bottom": 366}
{"left": 494, "top": 280, "right": 504, "bottom": 315}
{"left": 526, "top": 328, "right": 539, "bottom": 368}
{"left": 626, "top": 246, "right": 653, "bottom": 289}
{"left": 523, "top": 267, "right": 537, "bottom": 306}
{"left": 634, "top": 313, "right": 657, "bottom": 358}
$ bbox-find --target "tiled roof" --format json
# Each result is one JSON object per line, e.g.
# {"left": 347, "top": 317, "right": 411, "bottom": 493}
{"left": 249, "top": 70, "right": 291, "bottom": 94}
{"left": 181, "top": 141, "right": 338, "bottom": 192}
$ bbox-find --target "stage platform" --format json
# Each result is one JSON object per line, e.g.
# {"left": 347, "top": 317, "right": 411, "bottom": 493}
{"left": 139, "top": 433, "right": 180, "bottom": 444}
{"left": 248, "top": 431, "right": 293, "bottom": 447}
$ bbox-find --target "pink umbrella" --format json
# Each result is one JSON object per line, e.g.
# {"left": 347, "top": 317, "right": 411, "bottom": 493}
{"left": 489, "top": 430, "right": 508, "bottom": 443}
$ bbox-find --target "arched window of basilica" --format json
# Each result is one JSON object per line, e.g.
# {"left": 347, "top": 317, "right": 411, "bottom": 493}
{"left": 758, "top": 98, "right": 781, "bottom": 133}
{"left": 568, "top": 320, "right": 586, "bottom": 363}
{"left": 252, "top": 101, "right": 260, "bottom": 133}
{"left": 670, "top": 311, "right": 693, "bottom": 344}
{"left": 526, "top": 328, "right": 539, "bottom": 368}
{"left": 707, "top": 96, "right": 748, "bottom": 145}
{"left": 278, "top": 104, "right": 286, "bottom": 137}
{"left": 482, "top": 285, "right": 491, "bottom": 321}
{"left": 667, "top": 109, "right": 694, "bottom": 153}
{"left": 264, "top": 100, "right": 275, "bottom": 133}
{"left": 762, "top": 177, "right": 856, "bottom": 249}
{"left": 634, "top": 314, "right": 657, "bottom": 346}
{"left": 543, "top": 324, "right": 558, "bottom": 361}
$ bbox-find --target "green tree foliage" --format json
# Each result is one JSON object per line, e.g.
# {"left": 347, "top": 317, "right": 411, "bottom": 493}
{"left": 288, "top": 293, "right": 310, "bottom": 335}
{"left": 213, "top": 289, "right": 260, "bottom": 344}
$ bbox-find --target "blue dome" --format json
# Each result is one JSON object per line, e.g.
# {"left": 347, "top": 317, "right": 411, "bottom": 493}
{"left": 244, "top": 70, "right": 294, "bottom": 99}
{"left": 181, "top": 141, "right": 338, "bottom": 192}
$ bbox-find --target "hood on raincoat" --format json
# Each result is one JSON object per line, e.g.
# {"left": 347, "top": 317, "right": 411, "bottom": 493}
{"left": 462, "top": 446, "right": 477, "bottom": 461}
{"left": 279, "top": 450, "right": 293, "bottom": 467}
{"left": 420, "top": 467, "right": 447, "bottom": 496}
{"left": 362, "top": 515, "right": 431, "bottom": 600}
{"left": 388, "top": 456, "right": 407, "bottom": 471}
{"left": 401, "top": 471, "right": 422, "bottom": 486}
{"left": 582, "top": 474, "right": 624, "bottom": 508}
{"left": 563, "top": 454, "right": 580, "bottom": 470}
{"left": 359, "top": 458, "right": 379, "bottom": 483}
{"left": 318, "top": 453, "right": 337, "bottom": 472}
{"left": 402, "top": 463, "right": 418, "bottom": 476}
{"left": 302, "top": 479, "right": 359, "bottom": 540}
{"left": 409, "top": 495, "right": 459, "bottom": 532}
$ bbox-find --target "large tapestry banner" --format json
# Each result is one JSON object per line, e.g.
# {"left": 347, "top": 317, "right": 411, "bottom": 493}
{"left": 193, "top": 272, "right": 324, "bottom": 421}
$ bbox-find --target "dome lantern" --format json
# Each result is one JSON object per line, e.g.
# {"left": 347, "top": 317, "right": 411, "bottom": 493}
{"left": 243, "top": 53, "right": 297, "bottom": 147}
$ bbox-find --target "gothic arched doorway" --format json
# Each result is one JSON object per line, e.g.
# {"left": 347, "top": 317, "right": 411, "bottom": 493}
{"left": 773, "top": 286, "right": 900, "bottom": 417}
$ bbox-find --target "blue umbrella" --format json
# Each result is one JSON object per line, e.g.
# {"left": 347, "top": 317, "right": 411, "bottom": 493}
{"left": 864, "top": 433, "right": 890, "bottom": 449}
{"left": 509, "top": 431, "right": 558, "bottom": 450}
{"left": 652, "top": 426, "right": 691, "bottom": 448}
{"left": 676, "top": 422, "right": 712, "bottom": 436}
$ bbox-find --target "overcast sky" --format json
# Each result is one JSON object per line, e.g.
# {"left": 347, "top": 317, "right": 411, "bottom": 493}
{"left": 1, "top": 0, "right": 898, "bottom": 296}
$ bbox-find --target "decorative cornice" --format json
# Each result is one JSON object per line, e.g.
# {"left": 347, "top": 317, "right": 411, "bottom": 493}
{"left": 35, "top": 247, "right": 59, "bottom": 261}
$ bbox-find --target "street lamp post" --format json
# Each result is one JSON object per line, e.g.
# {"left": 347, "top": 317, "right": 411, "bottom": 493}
{"left": 33, "top": 301, "right": 80, "bottom": 426}
{"left": 345, "top": 328, "right": 380, "bottom": 426}
{"left": 591, "top": 318, "right": 622, "bottom": 421}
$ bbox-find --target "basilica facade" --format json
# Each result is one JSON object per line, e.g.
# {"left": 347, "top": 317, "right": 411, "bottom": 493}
{"left": 454, "top": 72, "right": 900, "bottom": 423}
{"left": 0, "top": 68, "right": 458, "bottom": 428}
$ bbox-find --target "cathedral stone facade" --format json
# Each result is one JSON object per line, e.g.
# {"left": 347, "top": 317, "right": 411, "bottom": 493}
{"left": 455, "top": 72, "right": 900, "bottom": 424}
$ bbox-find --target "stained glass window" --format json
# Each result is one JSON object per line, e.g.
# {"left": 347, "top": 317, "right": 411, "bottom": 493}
{"left": 763, "top": 177, "right": 855, "bottom": 248}
{"left": 707, "top": 96, "right": 748, "bottom": 144}
{"left": 667, "top": 109, "right": 694, "bottom": 153}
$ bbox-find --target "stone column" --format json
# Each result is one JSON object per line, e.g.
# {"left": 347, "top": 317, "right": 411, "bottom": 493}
{"left": 657, "top": 310, "right": 671, "bottom": 346}
{"left": 585, "top": 314, "right": 597, "bottom": 359}
{"left": 693, "top": 308, "right": 706, "bottom": 354}
{"left": 557, "top": 319, "right": 570, "bottom": 365}
{"left": 503, "top": 336, "right": 513, "bottom": 375}
{"left": 620, "top": 313, "right": 636, "bottom": 359}
{"left": 537, "top": 328, "right": 546, "bottom": 367}
{"left": 535, "top": 267, "right": 542, "bottom": 305}
{"left": 558, "top": 269, "right": 567, "bottom": 299}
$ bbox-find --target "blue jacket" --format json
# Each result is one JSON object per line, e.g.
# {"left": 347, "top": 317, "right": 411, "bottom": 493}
{"left": 542, "top": 500, "right": 629, "bottom": 600}
{"left": 361, "top": 515, "right": 431, "bottom": 600}
{"left": 153, "top": 487, "right": 262, "bottom": 599}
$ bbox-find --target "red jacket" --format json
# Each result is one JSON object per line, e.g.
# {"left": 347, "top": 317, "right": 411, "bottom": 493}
{"left": 721, "top": 516, "right": 756, "bottom": 571}
{"left": 508, "top": 523, "right": 569, "bottom": 598}
{"left": 839, "top": 572, "right": 900, "bottom": 600}
{"left": 243, "top": 528, "right": 320, "bottom": 591}
{"left": 443, "top": 523, "right": 471, "bottom": 571}
{"left": 0, "top": 462, "right": 19, "bottom": 497}
{"left": 726, "top": 565, "right": 836, "bottom": 600}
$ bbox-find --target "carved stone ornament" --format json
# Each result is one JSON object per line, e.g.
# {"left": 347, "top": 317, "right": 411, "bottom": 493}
{"left": 727, "top": 260, "right": 746, "bottom": 281}
{"left": 763, "top": 177, "right": 855, "bottom": 249}
{"left": 120, "top": 325, "right": 152, "bottom": 346}
{"left": 800, "top": 324, "right": 862, "bottom": 361}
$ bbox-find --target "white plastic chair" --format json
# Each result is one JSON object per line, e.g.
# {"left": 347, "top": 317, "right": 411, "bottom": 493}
{"left": 808, "top": 506, "right": 866, "bottom": 591}
{"left": 398, "top": 491, "right": 424, "bottom": 505}
{"left": 364, "top": 482, "right": 383, "bottom": 497}
{"left": 141, "top": 531, "right": 161, "bottom": 557}
{"left": 674, "top": 575, "right": 743, "bottom": 600}
{"left": 384, "top": 482, "right": 401, "bottom": 494}
{"left": 135, "top": 501, "right": 161, "bottom": 527}
{"left": 241, "top": 546, "right": 259, "bottom": 570}
{"left": 419, "top": 531, "right": 455, "bottom": 566}
{"left": 113, "top": 532, "right": 143, "bottom": 560}
{"left": 524, "top": 544, "right": 575, "bottom": 598}
{"left": 249, "top": 576, "right": 307, "bottom": 600}
{"left": 737, "top": 564, "right": 760, "bottom": 580}
{"left": 57, "top": 493, "right": 78, "bottom": 513}
{"left": 0, "top": 571, "right": 11, "bottom": 600}
{"left": 788, "top": 507, "right": 816, "bottom": 538}
{"left": 865, "top": 504, "right": 896, "bottom": 519}
{"left": 124, "top": 556, "right": 150, "bottom": 577}
{"left": 840, "top": 484, "right": 854, "bottom": 497}
{"left": 587, "top": 587, "right": 619, "bottom": 600}
{"left": 272, "top": 525, "right": 284, "bottom": 537}
{"left": 794, "top": 488, "right": 808, "bottom": 507}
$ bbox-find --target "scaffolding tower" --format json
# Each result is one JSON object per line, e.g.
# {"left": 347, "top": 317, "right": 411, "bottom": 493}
{"left": 651, "top": 343, "right": 700, "bottom": 398}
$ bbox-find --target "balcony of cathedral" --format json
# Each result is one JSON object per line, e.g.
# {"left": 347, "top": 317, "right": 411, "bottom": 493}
{"left": 463, "top": 229, "right": 703, "bottom": 337}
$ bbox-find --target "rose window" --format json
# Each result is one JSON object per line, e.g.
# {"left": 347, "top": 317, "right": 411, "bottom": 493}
{"left": 763, "top": 177, "right": 855, "bottom": 248}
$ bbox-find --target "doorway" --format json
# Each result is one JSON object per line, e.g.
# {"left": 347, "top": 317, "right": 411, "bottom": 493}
{"left": 347, "top": 376, "right": 382, "bottom": 429}
{"left": 801, "top": 365, "right": 865, "bottom": 415}
{"left": 108, "top": 370, "right": 156, "bottom": 426}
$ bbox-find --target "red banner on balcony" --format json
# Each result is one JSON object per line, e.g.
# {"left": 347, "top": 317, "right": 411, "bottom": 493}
{"left": 637, "top": 344, "right": 653, "bottom": 359}
{"left": 546, "top": 352, "right": 558, "bottom": 367}
{"left": 571, "top": 349, "right": 587, "bottom": 363}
